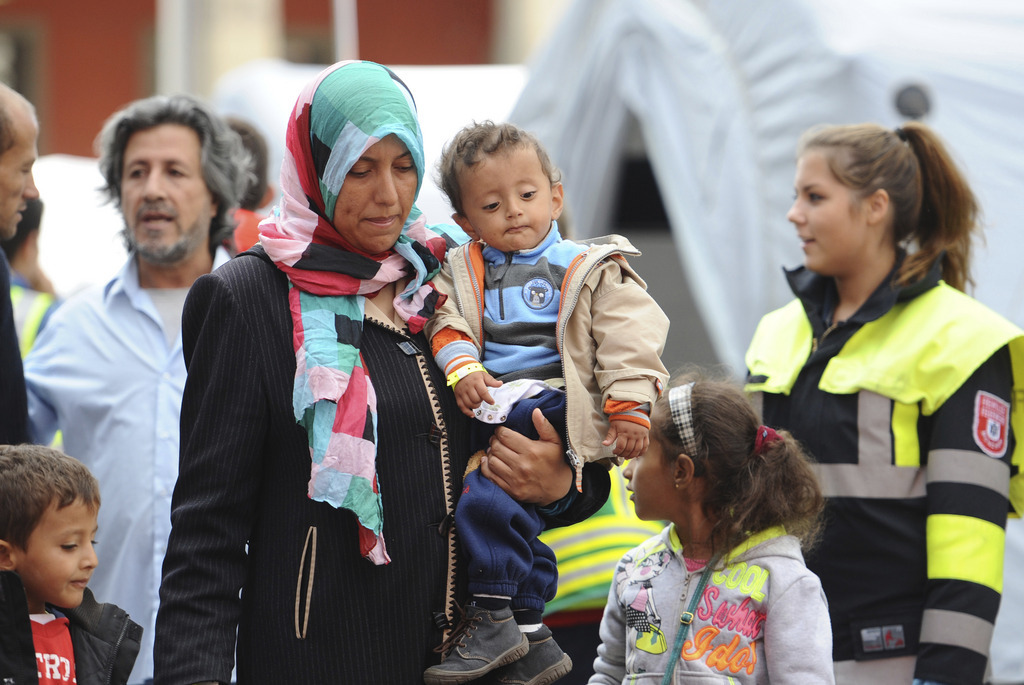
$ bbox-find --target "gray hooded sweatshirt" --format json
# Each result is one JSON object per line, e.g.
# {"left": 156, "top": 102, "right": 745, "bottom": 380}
{"left": 590, "top": 524, "right": 834, "bottom": 684}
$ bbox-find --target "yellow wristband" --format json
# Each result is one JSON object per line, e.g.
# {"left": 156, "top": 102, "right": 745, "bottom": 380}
{"left": 446, "top": 362, "right": 485, "bottom": 387}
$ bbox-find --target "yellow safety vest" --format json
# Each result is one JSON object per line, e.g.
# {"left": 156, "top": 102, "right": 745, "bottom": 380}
{"left": 9, "top": 284, "right": 56, "bottom": 358}
{"left": 541, "top": 466, "right": 664, "bottom": 614}
{"left": 746, "top": 282, "right": 1024, "bottom": 516}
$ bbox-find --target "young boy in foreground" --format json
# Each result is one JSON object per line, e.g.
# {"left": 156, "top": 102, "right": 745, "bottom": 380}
{"left": 0, "top": 444, "right": 142, "bottom": 684}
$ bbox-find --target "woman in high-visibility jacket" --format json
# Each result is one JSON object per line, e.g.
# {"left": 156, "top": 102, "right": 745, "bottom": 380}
{"left": 746, "top": 122, "right": 1024, "bottom": 685}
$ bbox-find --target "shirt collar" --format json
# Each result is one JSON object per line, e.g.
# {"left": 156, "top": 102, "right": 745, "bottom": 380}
{"left": 102, "top": 245, "right": 231, "bottom": 307}
{"left": 481, "top": 220, "right": 562, "bottom": 264}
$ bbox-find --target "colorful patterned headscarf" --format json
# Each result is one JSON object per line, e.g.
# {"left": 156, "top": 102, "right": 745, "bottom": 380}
{"left": 259, "top": 61, "right": 454, "bottom": 564}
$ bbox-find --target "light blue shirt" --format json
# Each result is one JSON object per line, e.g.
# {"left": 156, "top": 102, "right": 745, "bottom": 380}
{"left": 24, "top": 248, "right": 229, "bottom": 684}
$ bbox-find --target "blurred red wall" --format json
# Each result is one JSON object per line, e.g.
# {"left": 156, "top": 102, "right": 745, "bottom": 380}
{"left": 1, "top": 0, "right": 492, "bottom": 156}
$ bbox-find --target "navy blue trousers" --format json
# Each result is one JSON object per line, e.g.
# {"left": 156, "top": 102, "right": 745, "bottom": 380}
{"left": 457, "top": 388, "right": 565, "bottom": 612}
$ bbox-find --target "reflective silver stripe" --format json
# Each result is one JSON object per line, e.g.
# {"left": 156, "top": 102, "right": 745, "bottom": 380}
{"left": 812, "top": 392, "right": 926, "bottom": 499}
{"left": 921, "top": 608, "right": 994, "bottom": 655}
{"left": 813, "top": 463, "right": 925, "bottom": 499}
{"left": 928, "top": 448, "right": 1011, "bottom": 498}
{"left": 833, "top": 656, "right": 914, "bottom": 683}
{"left": 858, "top": 391, "right": 892, "bottom": 466}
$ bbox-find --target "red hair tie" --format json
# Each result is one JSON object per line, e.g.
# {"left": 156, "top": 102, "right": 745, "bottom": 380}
{"left": 753, "top": 425, "right": 781, "bottom": 457}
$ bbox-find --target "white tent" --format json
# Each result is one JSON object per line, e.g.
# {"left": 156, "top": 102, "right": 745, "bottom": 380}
{"left": 510, "top": 0, "right": 1024, "bottom": 374}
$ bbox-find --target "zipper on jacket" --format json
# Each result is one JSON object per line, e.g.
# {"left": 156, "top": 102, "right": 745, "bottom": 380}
{"left": 679, "top": 569, "right": 695, "bottom": 620}
{"left": 566, "top": 447, "right": 584, "bottom": 493}
{"left": 468, "top": 251, "right": 485, "bottom": 343}
{"left": 452, "top": 245, "right": 486, "bottom": 344}
{"left": 555, "top": 250, "right": 606, "bottom": 463}
{"left": 493, "top": 252, "right": 513, "bottom": 320}
{"left": 103, "top": 614, "right": 132, "bottom": 684}
{"left": 812, "top": 320, "right": 840, "bottom": 353}
{"left": 557, "top": 250, "right": 598, "bottom": 356}
{"left": 406, "top": 335, "right": 461, "bottom": 642}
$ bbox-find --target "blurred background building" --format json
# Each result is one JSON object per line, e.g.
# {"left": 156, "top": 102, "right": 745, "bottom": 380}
{"left": 0, "top": 0, "right": 567, "bottom": 158}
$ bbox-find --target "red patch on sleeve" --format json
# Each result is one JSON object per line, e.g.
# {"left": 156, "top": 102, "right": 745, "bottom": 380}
{"left": 973, "top": 390, "right": 1010, "bottom": 458}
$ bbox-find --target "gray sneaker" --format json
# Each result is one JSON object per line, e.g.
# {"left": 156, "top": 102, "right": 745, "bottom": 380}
{"left": 478, "top": 625, "right": 573, "bottom": 685}
{"left": 424, "top": 604, "right": 530, "bottom": 685}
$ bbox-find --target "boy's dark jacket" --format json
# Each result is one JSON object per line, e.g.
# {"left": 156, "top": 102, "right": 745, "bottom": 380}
{"left": 0, "top": 570, "right": 142, "bottom": 684}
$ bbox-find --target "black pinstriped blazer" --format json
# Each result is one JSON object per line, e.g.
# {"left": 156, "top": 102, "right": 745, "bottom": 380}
{"left": 153, "top": 249, "right": 608, "bottom": 684}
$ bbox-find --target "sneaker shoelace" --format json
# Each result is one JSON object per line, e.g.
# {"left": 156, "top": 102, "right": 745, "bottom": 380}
{"left": 432, "top": 604, "right": 481, "bottom": 658}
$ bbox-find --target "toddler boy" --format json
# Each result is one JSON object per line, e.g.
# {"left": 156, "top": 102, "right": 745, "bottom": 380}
{"left": 0, "top": 444, "right": 142, "bottom": 684}
{"left": 423, "top": 121, "right": 669, "bottom": 684}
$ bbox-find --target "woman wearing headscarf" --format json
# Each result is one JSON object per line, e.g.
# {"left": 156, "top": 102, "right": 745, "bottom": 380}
{"left": 152, "top": 61, "right": 609, "bottom": 685}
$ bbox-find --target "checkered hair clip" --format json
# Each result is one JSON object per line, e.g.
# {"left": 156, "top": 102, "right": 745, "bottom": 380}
{"left": 668, "top": 382, "right": 699, "bottom": 456}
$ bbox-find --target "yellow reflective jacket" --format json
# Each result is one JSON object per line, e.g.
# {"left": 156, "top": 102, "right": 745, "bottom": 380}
{"left": 746, "top": 272, "right": 1024, "bottom": 682}
{"left": 746, "top": 281, "right": 1024, "bottom": 515}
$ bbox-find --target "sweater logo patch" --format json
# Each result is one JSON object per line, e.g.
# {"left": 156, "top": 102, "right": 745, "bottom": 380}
{"left": 973, "top": 390, "right": 1009, "bottom": 458}
{"left": 522, "top": 278, "right": 554, "bottom": 310}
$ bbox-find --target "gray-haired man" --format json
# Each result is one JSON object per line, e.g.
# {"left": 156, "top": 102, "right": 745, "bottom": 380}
{"left": 24, "top": 94, "right": 249, "bottom": 684}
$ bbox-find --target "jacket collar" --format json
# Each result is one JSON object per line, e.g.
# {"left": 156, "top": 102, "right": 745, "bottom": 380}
{"left": 784, "top": 252, "right": 942, "bottom": 330}
{"left": 665, "top": 523, "right": 793, "bottom": 565}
